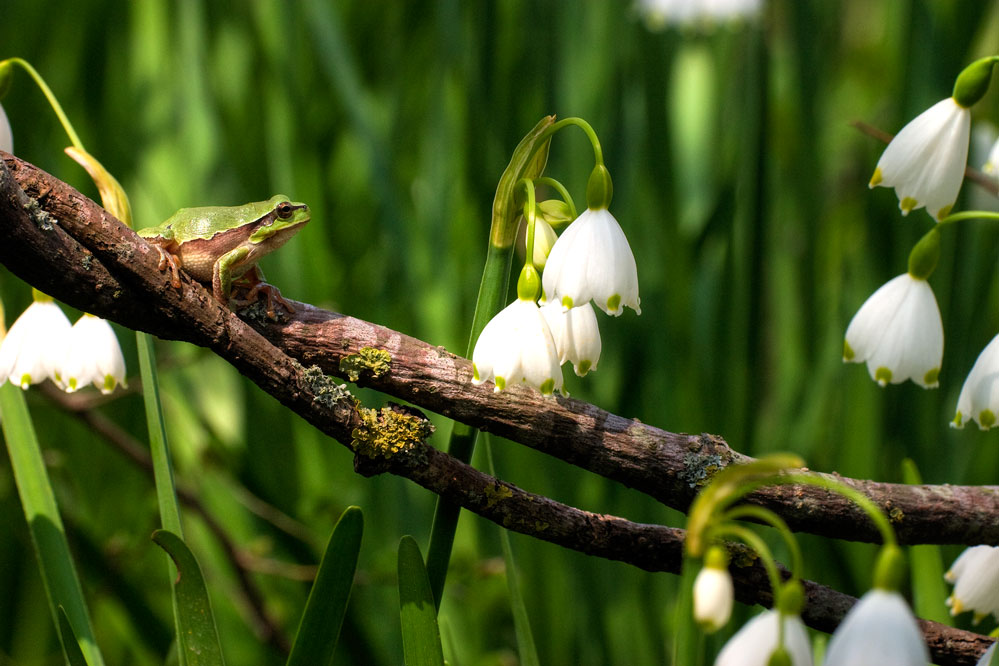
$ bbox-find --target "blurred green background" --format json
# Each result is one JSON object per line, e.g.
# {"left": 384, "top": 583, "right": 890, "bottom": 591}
{"left": 2, "top": 1, "right": 999, "bottom": 664}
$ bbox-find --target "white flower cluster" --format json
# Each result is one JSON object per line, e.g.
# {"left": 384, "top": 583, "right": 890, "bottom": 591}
{"left": 706, "top": 588, "right": 927, "bottom": 666}
{"left": 635, "top": 0, "right": 763, "bottom": 30}
{"left": 471, "top": 207, "right": 640, "bottom": 396}
{"left": 945, "top": 545, "right": 999, "bottom": 623}
{"left": 0, "top": 300, "right": 127, "bottom": 394}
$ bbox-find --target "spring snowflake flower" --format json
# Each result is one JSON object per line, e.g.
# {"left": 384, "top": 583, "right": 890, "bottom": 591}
{"left": 843, "top": 273, "right": 943, "bottom": 388}
{"left": 823, "top": 589, "right": 929, "bottom": 666}
{"left": 0, "top": 102, "right": 12, "bottom": 154}
{"left": 540, "top": 301, "right": 601, "bottom": 376}
{"left": 714, "top": 609, "right": 812, "bottom": 666}
{"left": 471, "top": 298, "right": 562, "bottom": 396}
{"left": 61, "top": 314, "right": 127, "bottom": 394}
{"left": 869, "top": 97, "right": 970, "bottom": 220}
{"left": 984, "top": 135, "right": 999, "bottom": 181}
{"left": 542, "top": 207, "right": 640, "bottom": 316}
{"left": 944, "top": 545, "right": 999, "bottom": 621}
{"left": 952, "top": 333, "right": 999, "bottom": 429}
{"left": 0, "top": 300, "right": 72, "bottom": 389}
{"left": 636, "top": 0, "right": 762, "bottom": 29}
{"left": 692, "top": 546, "right": 734, "bottom": 633}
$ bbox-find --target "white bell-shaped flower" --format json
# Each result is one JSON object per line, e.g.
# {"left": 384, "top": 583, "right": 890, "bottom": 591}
{"left": 984, "top": 136, "right": 999, "bottom": 180}
{"left": 944, "top": 545, "right": 999, "bottom": 621}
{"left": 843, "top": 273, "right": 943, "bottom": 388}
{"left": 471, "top": 298, "right": 562, "bottom": 396}
{"left": 714, "top": 609, "right": 812, "bottom": 666}
{"left": 61, "top": 314, "right": 127, "bottom": 394}
{"left": 693, "top": 547, "right": 734, "bottom": 633}
{"left": 952, "top": 333, "right": 999, "bottom": 429}
{"left": 0, "top": 102, "right": 12, "bottom": 154}
{"left": 541, "top": 207, "right": 640, "bottom": 316}
{"left": 540, "top": 301, "right": 601, "bottom": 376}
{"left": 0, "top": 300, "right": 72, "bottom": 389}
{"left": 869, "top": 97, "right": 970, "bottom": 220}
{"left": 823, "top": 589, "right": 929, "bottom": 666}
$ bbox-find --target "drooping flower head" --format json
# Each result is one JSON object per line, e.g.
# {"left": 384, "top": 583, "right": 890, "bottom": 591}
{"left": 952, "top": 334, "right": 999, "bottom": 430}
{"left": 944, "top": 545, "right": 999, "bottom": 621}
{"left": 869, "top": 97, "right": 970, "bottom": 221}
{"left": 61, "top": 314, "right": 127, "bottom": 394}
{"left": 542, "top": 206, "right": 641, "bottom": 316}
{"left": 843, "top": 272, "right": 943, "bottom": 388}
{"left": 713, "top": 609, "right": 812, "bottom": 666}
{"left": 822, "top": 589, "right": 929, "bottom": 666}
{"left": 540, "top": 301, "right": 601, "bottom": 376}
{"left": 0, "top": 298, "right": 72, "bottom": 389}
{"left": 692, "top": 545, "right": 734, "bottom": 633}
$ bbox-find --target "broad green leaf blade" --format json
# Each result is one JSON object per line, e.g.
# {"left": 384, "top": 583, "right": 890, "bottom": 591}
{"left": 286, "top": 506, "right": 364, "bottom": 666}
{"left": 58, "top": 606, "right": 89, "bottom": 666}
{"left": 902, "top": 459, "right": 950, "bottom": 624}
{"left": 398, "top": 536, "right": 446, "bottom": 666}
{"left": 0, "top": 382, "right": 105, "bottom": 666}
{"left": 152, "top": 530, "right": 226, "bottom": 666}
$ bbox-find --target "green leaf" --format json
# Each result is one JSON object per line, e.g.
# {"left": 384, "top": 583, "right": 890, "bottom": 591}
{"left": 286, "top": 506, "right": 364, "bottom": 666}
{"left": 58, "top": 606, "right": 89, "bottom": 666}
{"left": 398, "top": 536, "right": 446, "bottom": 666}
{"left": 152, "top": 530, "right": 226, "bottom": 666}
{"left": 901, "top": 459, "right": 950, "bottom": 624}
{"left": 0, "top": 382, "right": 105, "bottom": 666}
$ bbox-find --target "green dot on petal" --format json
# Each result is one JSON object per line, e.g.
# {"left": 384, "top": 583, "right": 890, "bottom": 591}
{"left": 561, "top": 295, "right": 574, "bottom": 309}
{"left": 472, "top": 364, "right": 480, "bottom": 381}
{"left": 869, "top": 167, "right": 883, "bottom": 187}
{"left": 874, "top": 366, "right": 892, "bottom": 386}
{"left": 19, "top": 374, "right": 31, "bottom": 389}
{"left": 900, "top": 197, "right": 918, "bottom": 214}
{"left": 843, "top": 340, "right": 854, "bottom": 361}
{"left": 923, "top": 368, "right": 939, "bottom": 387}
{"left": 539, "top": 378, "right": 555, "bottom": 395}
{"left": 103, "top": 375, "right": 116, "bottom": 392}
{"left": 607, "top": 294, "right": 621, "bottom": 313}
{"left": 576, "top": 360, "right": 592, "bottom": 376}
{"left": 937, "top": 204, "right": 953, "bottom": 220}
{"left": 495, "top": 376, "right": 506, "bottom": 390}
{"left": 980, "top": 410, "right": 996, "bottom": 429}
{"left": 952, "top": 411, "right": 964, "bottom": 428}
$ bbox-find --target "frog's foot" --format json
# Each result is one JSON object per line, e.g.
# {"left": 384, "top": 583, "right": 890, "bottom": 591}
{"left": 151, "top": 245, "right": 183, "bottom": 289}
{"left": 233, "top": 281, "right": 295, "bottom": 321}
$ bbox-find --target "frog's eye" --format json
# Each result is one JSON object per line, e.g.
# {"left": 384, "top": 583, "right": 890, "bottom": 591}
{"left": 276, "top": 202, "right": 294, "bottom": 219}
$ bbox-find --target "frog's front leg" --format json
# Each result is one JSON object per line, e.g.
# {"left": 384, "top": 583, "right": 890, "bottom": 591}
{"left": 212, "top": 246, "right": 250, "bottom": 304}
{"left": 148, "top": 242, "right": 184, "bottom": 290}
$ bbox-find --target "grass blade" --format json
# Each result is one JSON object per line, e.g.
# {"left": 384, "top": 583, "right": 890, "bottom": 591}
{"left": 57, "top": 606, "right": 89, "bottom": 666}
{"left": 152, "top": 529, "right": 226, "bottom": 666}
{"left": 286, "top": 506, "right": 364, "bottom": 666}
{"left": 0, "top": 382, "right": 105, "bottom": 666}
{"left": 398, "top": 536, "right": 446, "bottom": 666}
{"left": 902, "top": 458, "right": 950, "bottom": 624}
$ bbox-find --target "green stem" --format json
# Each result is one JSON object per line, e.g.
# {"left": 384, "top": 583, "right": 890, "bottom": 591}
{"left": 5, "top": 57, "right": 85, "bottom": 151}
{"left": 0, "top": 382, "right": 105, "bottom": 666}
{"left": 721, "top": 504, "right": 803, "bottom": 580}
{"left": 783, "top": 473, "right": 897, "bottom": 546}
{"left": 937, "top": 210, "right": 999, "bottom": 227}
{"left": 541, "top": 117, "right": 604, "bottom": 166}
{"left": 536, "top": 177, "right": 577, "bottom": 218}
{"left": 518, "top": 178, "right": 538, "bottom": 276}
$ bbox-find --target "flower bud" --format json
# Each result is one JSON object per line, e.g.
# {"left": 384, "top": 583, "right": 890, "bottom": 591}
{"left": 693, "top": 546, "right": 734, "bottom": 632}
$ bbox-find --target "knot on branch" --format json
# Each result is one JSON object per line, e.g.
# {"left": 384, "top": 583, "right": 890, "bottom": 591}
{"left": 351, "top": 403, "right": 434, "bottom": 476}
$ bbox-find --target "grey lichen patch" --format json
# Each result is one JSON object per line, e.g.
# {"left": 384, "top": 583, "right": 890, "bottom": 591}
{"left": 351, "top": 404, "right": 434, "bottom": 461}
{"left": 729, "top": 545, "right": 759, "bottom": 569}
{"left": 680, "top": 452, "right": 724, "bottom": 490}
{"left": 302, "top": 364, "right": 353, "bottom": 409}
{"left": 22, "top": 198, "right": 54, "bottom": 230}
{"left": 340, "top": 347, "right": 392, "bottom": 382}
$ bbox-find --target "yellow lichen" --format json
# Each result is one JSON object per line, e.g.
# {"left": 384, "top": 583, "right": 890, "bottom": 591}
{"left": 340, "top": 347, "right": 392, "bottom": 382}
{"left": 351, "top": 405, "right": 434, "bottom": 460}
{"left": 483, "top": 483, "right": 513, "bottom": 509}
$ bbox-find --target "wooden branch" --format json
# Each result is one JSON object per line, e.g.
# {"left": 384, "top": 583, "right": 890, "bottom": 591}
{"left": 0, "top": 152, "right": 993, "bottom": 664}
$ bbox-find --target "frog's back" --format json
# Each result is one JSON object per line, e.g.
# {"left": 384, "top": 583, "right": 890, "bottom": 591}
{"left": 141, "top": 203, "right": 263, "bottom": 241}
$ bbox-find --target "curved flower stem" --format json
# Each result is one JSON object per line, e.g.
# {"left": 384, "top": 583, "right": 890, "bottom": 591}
{"left": 937, "top": 210, "right": 999, "bottom": 228}
{"left": 722, "top": 504, "right": 803, "bottom": 580}
{"left": 518, "top": 178, "right": 538, "bottom": 271}
{"left": 783, "top": 473, "right": 897, "bottom": 547}
{"left": 4, "top": 58, "right": 85, "bottom": 151}
{"left": 536, "top": 176, "right": 577, "bottom": 219}
{"left": 542, "top": 117, "right": 604, "bottom": 166}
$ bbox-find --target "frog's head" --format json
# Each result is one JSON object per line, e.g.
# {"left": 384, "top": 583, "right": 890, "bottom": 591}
{"left": 249, "top": 195, "right": 310, "bottom": 248}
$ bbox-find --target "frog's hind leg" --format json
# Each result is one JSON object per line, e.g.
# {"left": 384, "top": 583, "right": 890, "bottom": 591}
{"left": 150, "top": 244, "right": 184, "bottom": 290}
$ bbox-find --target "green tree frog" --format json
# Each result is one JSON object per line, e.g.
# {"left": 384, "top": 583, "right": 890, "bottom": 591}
{"left": 138, "top": 195, "right": 310, "bottom": 318}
